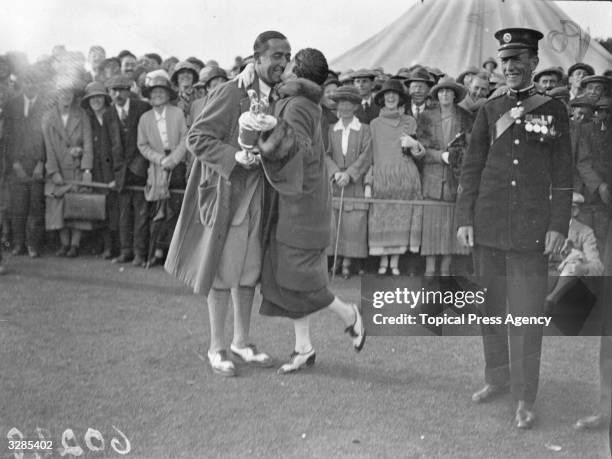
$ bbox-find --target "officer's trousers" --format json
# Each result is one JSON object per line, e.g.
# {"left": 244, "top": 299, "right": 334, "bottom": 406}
{"left": 473, "top": 245, "right": 548, "bottom": 405}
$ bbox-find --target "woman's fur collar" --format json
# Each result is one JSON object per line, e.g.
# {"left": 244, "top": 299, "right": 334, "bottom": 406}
{"left": 277, "top": 78, "right": 323, "bottom": 104}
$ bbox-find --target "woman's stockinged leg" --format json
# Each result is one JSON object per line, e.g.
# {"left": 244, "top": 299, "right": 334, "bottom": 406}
{"left": 293, "top": 315, "right": 312, "bottom": 353}
{"left": 70, "top": 229, "right": 82, "bottom": 247}
{"left": 327, "top": 296, "right": 366, "bottom": 352}
{"left": 327, "top": 296, "right": 355, "bottom": 327}
{"left": 59, "top": 228, "right": 70, "bottom": 247}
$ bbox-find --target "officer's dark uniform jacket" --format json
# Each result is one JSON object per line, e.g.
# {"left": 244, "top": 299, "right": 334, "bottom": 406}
{"left": 456, "top": 85, "right": 573, "bottom": 252}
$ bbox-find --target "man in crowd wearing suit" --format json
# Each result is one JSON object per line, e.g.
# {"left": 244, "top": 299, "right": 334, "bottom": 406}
{"left": 105, "top": 75, "right": 151, "bottom": 267}
{"left": 458, "top": 71, "right": 490, "bottom": 114}
{"left": 405, "top": 67, "right": 435, "bottom": 120}
{"left": 457, "top": 28, "right": 573, "bottom": 429}
{"left": 166, "top": 30, "right": 291, "bottom": 377}
{"left": 353, "top": 69, "right": 380, "bottom": 124}
{"left": 4, "top": 66, "right": 48, "bottom": 258}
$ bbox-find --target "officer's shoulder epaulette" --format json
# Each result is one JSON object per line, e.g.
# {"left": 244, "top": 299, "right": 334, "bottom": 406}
{"left": 486, "top": 87, "right": 509, "bottom": 103}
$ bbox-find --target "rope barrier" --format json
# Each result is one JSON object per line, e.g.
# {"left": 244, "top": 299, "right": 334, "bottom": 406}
{"left": 65, "top": 180, "right": 456, "bottom": 206}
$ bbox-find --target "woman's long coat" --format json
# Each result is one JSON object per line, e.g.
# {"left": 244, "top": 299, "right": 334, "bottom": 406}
{"left": 43, "top": 104, "right": 93, "bottom": 230}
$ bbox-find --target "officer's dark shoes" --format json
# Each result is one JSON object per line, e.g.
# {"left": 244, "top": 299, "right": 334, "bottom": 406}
{"left": 471, "top": 383, "right": 510, "bottom": 403}
{"left": 515, "top": 401, "right": 536, "bottom": 429}
{"left": 574, "top": 413, "right": 609, "bottom": 430}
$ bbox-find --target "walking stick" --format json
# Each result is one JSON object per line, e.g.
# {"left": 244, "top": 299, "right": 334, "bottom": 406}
{"left": 332, "top": 184, "right": 345, "bottom": 282}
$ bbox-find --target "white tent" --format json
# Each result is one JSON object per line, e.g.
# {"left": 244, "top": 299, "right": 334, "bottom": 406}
{"left": 330, "top": 0, "right": 612, "bottom": 76}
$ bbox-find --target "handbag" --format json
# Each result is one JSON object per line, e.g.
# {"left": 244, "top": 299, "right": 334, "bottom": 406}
{"left": 546, "top": 278, "right": 598, "bottom": 336}
{"left": 64, "top": 192, "right": 106, "bottom": 221}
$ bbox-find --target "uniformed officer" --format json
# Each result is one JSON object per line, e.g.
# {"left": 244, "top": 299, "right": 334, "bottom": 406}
{"left": 456, "top": 28, "right": 573, "bottom": 429}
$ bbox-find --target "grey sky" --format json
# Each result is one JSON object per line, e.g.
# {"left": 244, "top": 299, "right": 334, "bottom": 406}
{"left": 1, "top": 0, "right": 610, "bottom": 67}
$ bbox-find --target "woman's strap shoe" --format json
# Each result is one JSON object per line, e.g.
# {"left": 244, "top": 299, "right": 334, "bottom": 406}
{"left": 345, "top": 303, "right": 366, "bottom": 352}
{"left": 207, "top": 350, "right": 236, "bottom": 377}
{"left": 277, "top": 349, "right": 316, "bottom": 374}
{"left": 230, "top": 344, "right": 274, "bottom": 367}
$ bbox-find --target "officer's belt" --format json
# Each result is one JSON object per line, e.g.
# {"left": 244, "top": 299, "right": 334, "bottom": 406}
{"left": 494, "top": 93, "right": 549, "bottom": 143}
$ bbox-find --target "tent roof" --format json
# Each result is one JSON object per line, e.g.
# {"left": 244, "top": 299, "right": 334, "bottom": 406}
{"left": 330, "top": 0, "right": 612, "bottom": 77}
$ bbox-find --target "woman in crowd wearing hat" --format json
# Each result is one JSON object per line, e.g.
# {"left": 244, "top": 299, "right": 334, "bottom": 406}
{"left": 190, "top": 66, "right": 228, "bottom": 124}
{"left": 325, "top": 85, "right": 372, "bottom": 278}
{"left": 81, "top": 81, "right": 117, "bottom": 258}
{"left": 417, "top": 76, "right": 473, "bottom": 276}
{"left": 137, "top": 75, "right": 187, "bottom": 268}
{"left": 42, "top": 80, "right": 94, "bottom": 257}
{"left": 171, "top": 61, "right": 199, "bottom": 127}
{"left": 366, "top": 78, "right": 424, "bottom": 276}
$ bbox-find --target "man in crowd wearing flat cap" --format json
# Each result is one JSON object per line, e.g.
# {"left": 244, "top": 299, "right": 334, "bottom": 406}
{"left": 353, "top": 69, "right": 380, "bottom": 124}
{"left": 575, "top": 96, "right": 612, "bottom": 255}
{"left": 581, "top": 75, "right": 610, "bottom": 103}
{"left": 533, "top": 66, "right": 563, "bottom": 95}
{"left": 105, "top": 75, "right": 151, "bottom": 267}
{"left": 457, "top": 27, "right": 572, "bottom": 429}
{"left": 568, "top": 63, "right": 595, "bottom": 100}
{"left": 166, "top": 30, "right": 291, "bottom": 377}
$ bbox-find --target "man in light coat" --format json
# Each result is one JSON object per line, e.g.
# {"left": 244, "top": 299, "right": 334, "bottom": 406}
{"left": 166, "top": 30, "right": 291, "bottom": 377}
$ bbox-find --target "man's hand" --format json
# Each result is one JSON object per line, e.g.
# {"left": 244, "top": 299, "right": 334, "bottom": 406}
{"left": 235, "top": 63, "right": 255, "bottom": 89}
{"left": 544, "top": 230, "right": 565, "bottom": 256}
{"left": 334, "top": 171, "right": 350, "bottom": 187}
{"left": 82, "top": 169, "right": 92, "bottom": 184}
{"left": 441, "top": 151, "right": 450, "bottom": 165}
{"left": 52, "top": 172, "right": 64, "bottom": 186}
{"left": 235, "top": 150, "right": 259, "bottom": 169}
{"left": 457, "top": 225, "right": 474, "bottom": 248}
{"left": 32, "top": 162, "right": 44, "bottom": 181}
{"left": 364, "top": 184, "right": 372, "bottom": 199}
{"left": 12, "top": 162, "right": 28, "bottom": 180}
{"left": 599, "top": 183, "right": 610, "bottom": 205}
{"left": 108, "top": 180, "right": 117, "bottom": 190}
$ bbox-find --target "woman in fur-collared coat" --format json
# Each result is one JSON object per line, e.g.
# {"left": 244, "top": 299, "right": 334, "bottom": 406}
{"left": 417, "top": 76, "right": 473, "bottom": 276}
{"left": 253, "top": 49, "right": 366, "bottom": 374}
{"left": 43, "top": 83, "right": 94, "bottom": 257}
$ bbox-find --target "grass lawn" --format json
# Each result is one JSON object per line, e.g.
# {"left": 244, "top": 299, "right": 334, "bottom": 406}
{"left": 0, "top": 254, "right": 609, "bottom": 458}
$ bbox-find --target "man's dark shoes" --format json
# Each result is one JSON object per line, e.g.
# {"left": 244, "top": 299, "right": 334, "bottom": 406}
{"left": 27, "top": 247, "right": 40, "bottom": 258}
{"left": 471, "top": 383, "right": 510, "bottom": 403}
{"left": 55, "top": 245, "right": 69, "bottom": 257}
{"left": 515, "top": 401, "right": 536, "bottom": 429}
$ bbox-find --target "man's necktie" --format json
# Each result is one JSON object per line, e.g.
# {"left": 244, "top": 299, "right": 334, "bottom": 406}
{"left": 120, "top": 107, "right": 127, "bottom": 124}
